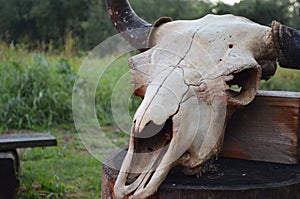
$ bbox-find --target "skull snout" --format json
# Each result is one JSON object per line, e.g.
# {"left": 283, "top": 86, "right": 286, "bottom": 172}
{"left": 133, "top": 67, "right": 189, "bottom": 134}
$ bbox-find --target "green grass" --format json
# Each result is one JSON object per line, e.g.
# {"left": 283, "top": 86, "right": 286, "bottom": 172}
{"left": 0, "top": 44, "right": 81, "bottom": 130}
{"left": 17, "top": 127, "right": 129, "bottom": 199}
{"left": 0, "top": 43, "right": 140, "bottom": 131}
{"left": 17, "top": 129, "right": 103, "bottom": 199}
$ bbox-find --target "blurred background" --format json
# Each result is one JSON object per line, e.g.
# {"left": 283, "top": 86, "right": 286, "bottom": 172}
{"left": 0, "top": 0, "right": 300, "bottom": 198}
{"left": 1, "top": 0, "right": 300, "bottom": 51}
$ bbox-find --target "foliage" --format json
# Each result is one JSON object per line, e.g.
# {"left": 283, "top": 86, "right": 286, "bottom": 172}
{"left": 129, "top": 0, "right": 211, "bottom": 21}
{"left": 212, "top": 0, "right": 293, "bottom": 26}
{"left": 1, "top": 0, "right": 300, "bottom": 50}
{"left": 0, "top": 0, "right": 90, "bottom": 49}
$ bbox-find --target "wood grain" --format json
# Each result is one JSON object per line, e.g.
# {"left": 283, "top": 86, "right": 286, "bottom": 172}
{"left": 221, "top": 91, "right": 300, "bottom": 164}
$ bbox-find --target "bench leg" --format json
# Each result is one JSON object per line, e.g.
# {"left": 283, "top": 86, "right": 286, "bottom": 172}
{"left": 0, "top": 151, "right": 19, "bottom": 199}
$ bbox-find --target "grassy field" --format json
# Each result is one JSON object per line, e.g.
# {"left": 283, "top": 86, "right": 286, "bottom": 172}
{"left": 17, "top": 128, "right": 102, "bottom": 198}
{"left": 0, "top": 43, "right": 300, "bottom": 198}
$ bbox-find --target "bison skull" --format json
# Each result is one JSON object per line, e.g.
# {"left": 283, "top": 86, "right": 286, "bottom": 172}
{"left": 105, "top": 1, "right": 300, "bottom": 198}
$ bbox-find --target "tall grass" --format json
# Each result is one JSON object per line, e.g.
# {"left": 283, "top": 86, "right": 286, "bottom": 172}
{"left": 0, "top": 44, "right": 139, "bottom": 131}
{"left": 95, "top": 54, "right": 142, "bottom": 126}
{"left": 0, "top": 44, "right": 80, "bottom": 130}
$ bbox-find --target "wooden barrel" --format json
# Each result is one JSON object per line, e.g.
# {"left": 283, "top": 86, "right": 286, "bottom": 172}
{"left": 102, "top": 149, "right": 300, "bottom": 199}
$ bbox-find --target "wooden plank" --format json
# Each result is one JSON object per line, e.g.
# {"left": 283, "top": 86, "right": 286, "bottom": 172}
{"left": 220, "top": 90, "right": 300, "bottom": 164}
{"left": 0, "top": 133, "right": 57, "bottom": 151}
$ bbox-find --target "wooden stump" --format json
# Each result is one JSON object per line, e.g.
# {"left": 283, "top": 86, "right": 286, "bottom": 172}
{"left": 102, "top": 149, "right": 300, "bottom": 199}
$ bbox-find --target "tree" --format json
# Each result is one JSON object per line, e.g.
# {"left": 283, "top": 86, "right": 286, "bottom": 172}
{"left": 0, "top": 0, "right": 299, "bottom": 51}
{"left": 212, "top": 0, "right": 292, "bottom": 26}
{"left": 290, "top": 0, "right": 300, "bottom": 28}
{"left": 0, "top": 0, "right": 91, "bottom": 49}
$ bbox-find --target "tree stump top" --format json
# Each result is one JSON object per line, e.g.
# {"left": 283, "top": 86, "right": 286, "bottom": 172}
{"left": 102, "top": 149, "right": 300, "bottom": 199}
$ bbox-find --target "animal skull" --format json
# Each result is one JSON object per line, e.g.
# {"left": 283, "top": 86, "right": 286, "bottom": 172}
{"left": 105, "top": 1, "right": 300, "bottom": 198}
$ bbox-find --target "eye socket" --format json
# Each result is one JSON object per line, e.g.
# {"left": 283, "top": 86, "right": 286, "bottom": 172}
{"left": 226, "top": 68, "right": 259, "bottom": 105}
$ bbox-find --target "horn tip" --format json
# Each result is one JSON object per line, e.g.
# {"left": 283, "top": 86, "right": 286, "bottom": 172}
{"left": 272, "top": 21, "right": 300, "bottom": 69}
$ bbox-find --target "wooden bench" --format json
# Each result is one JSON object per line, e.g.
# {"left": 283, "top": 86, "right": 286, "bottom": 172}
{"left": 0, "top": 133, "right": 57, "bottom": 199}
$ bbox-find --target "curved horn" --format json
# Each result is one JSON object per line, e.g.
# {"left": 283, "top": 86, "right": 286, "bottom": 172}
{"left": 272, "top": 21, "right": 300, "bottom": 69}
{"left": 105, "top": 0, "right": 152, "bottom": 50}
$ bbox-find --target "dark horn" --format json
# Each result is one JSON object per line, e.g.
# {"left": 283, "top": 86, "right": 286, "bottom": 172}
{"left": 105, "top": 0, "right": 152, "bottom": 50}
{"left": 272, "top": 21, "right": 300, "bottom": 70}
